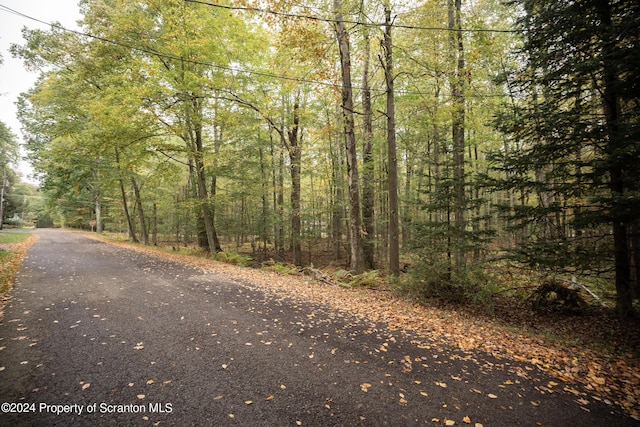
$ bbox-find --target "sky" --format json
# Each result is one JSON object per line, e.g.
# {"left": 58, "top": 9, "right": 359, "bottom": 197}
{"left": 0, "top": 1, "right": 81, "bottom": 183}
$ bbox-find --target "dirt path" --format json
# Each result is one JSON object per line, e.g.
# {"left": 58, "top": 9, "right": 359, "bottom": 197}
{"left": 0, "top": 229, "right": 636, "bottom": 426}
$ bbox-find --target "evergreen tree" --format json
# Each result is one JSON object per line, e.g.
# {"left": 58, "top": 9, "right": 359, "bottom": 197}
{"left": 491, "top": 0, "right": 640, "bottom": 318}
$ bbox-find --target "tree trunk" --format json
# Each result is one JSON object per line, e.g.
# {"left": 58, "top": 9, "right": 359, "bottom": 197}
{"left": 187, "top": 96, "right": 221, "bottom": 254}
{"left": 361, "top": 20, "right": 376, "bottom": 270}
{"left": 94, "top": 188, "right": 103, "bottom": 233}
{"left": 131, "top": 176, "right": 149, "bottom": 245}
{"left": 334, "top": 0, "right": 364, "bottom": 274}
{"left": 596, "top": 0, "right": 634, "bottom": 318}
{"left": 288, "top": 98, "right": 303, "bottom": 266}
{"left": 383, "top": 4, "right": 400, "bottom": 276}
{"left": 448, "top": 0, "right": 466, "bottom": 267}
{"left": 114, "top": 148, "right": 138, "bottom": 243}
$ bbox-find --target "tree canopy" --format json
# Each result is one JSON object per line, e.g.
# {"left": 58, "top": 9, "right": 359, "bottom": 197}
{"left": 11, "top": 0, "right": 639, "bottom": 318}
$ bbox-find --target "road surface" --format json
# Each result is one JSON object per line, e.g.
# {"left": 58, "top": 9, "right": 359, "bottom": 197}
{"left": 0, "top": 229, "right": 636, "bottom": 426}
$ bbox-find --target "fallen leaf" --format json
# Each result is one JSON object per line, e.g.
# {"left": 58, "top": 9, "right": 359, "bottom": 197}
{"left": 487, "top": 393, "right": 497, "bottom": 399}
{"left": 146, "top": 379, "right": 155, "bottom": 385}
{"left": 432, "top": 418, "right": 440, "bottom": 423}
{"left": 463, "top": 416, "right": 471, "bottom": 423}
{"left": 244, "top": 400, "right": 253, "bottom": 405}
{"left": 82, "top": 383, "right": 90, "bottom": 390}
{"left": 360, "top": 383, "right": 372, "bottom": 392}
{"left": 213, "top": 395, "right": 223, "bottom": 400}
{"left": 265, "top": 395, "right": 274, "bottom": 401}
{"left": 137, "top": 394, "right": 145, "bottom": 400}
{"left": 445, "top": 419, "right": 455, "bottom": 426}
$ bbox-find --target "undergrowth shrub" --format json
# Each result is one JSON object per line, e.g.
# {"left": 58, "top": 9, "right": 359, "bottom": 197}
{"left": 214, "top": 251, "right": 252, "bottom": 267}
{"left": 398, "top": 256, "right": 494, "bottom": 313}
{"left": 262, "top": 261, "right": 299, "bottom": 275}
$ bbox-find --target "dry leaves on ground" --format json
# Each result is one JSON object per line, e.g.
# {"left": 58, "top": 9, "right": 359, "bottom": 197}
{"left": 85, "top": 234, "right": 640, "bottom": 419}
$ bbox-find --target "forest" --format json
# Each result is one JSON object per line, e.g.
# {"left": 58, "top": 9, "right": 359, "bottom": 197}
{"left": 4, "top": 0, "right": 639, "bottom": 318}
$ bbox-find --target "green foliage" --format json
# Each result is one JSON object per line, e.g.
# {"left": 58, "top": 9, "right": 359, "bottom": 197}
{"left": 491, "top": 0, "right": 640, "bottom": 316}
{"left": 214, "top": 251, "right": 252, "bottom": 267}
{"left": 397, "top": 250, "right": 494, "bottom": 312}
{"left": 0, "top": 121, "right": 18, "bottom": 167}
{"left": 262, "top": 262, "right": 299, "bottom": 276}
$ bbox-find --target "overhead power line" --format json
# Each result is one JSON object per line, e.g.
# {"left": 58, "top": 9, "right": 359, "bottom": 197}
{"left": 184, "top": 0, "right": 516, "bottom": 33}
{"left": 0, "top": 3, "right": 509, "bottom": 98}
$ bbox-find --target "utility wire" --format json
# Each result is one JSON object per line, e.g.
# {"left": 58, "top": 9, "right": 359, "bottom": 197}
{"left": 184, "top": 0, "right": 517, "bottom": 33}
{"left": 0, "top": 3, "right": 509, "bottom": 98}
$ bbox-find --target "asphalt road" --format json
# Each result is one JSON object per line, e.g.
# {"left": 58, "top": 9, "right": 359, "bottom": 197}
{"left": 0, "top": 229, "right": 637, "bottom": 426}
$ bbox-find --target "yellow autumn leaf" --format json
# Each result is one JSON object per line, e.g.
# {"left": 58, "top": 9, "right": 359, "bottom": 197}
{"left": 244, "top": 400, "right": 253, "bottom": 405}
{"left": 137, "top": 394, "right": 145, "bottom": 400}
{"left": 445, "top": 419, "right": 455, "bottom": 426}
{"left": 82, "top": 383, "right": 90, "bottom": 390}
{"left": 463, "top": 415, "right": 471, "bottom": 423}
{"left": 360, "top": 383, "right": 372, "bottom": 392}
{"left": 487, "top": 393, "right": 497, "bottom": 399}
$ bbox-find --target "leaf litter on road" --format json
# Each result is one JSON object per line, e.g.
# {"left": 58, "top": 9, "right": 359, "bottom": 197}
{"left": 86, "top": 235, "right": 640, "bottom": 419}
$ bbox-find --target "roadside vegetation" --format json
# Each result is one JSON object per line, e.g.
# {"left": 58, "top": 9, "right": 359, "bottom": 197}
{"left": 0, "top": 232, "right": 34, "bottom": 305}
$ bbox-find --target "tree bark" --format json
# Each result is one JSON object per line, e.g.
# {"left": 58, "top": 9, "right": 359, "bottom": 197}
{"left": 596, "top": 0, "right": 634, "bottom": 318}
{"left": 131, "top": 176, "right": 149, "bottom": 245}
{"left": 448, "top": 0, "right": 466, "bottom": 267}
{"left": 383, "top": 4, "right": 400, "bottom": 276}
{"left": 114, "top": 148, "right": 138, "bottom": 243}
{"left": 334, "top": 0, "right": 364, "bottom": 274}
{"left": 288, "top": 98, "right": 303, "bottom": 266}
{"left": 361, "top": 19, "right": 376, "bottom": 270}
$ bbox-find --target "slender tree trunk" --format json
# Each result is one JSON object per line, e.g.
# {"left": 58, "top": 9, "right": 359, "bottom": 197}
{"left": 383, "top": 4, "right": 400, "bottom": 276}
{"left": 334, "top": 0, "right": 364, "bottom": 273}
{"left": 152, "top": 203, "right": 158, "bottom": 246}
{"left": 596, "top": 0, "right": 634, "bottom": 318}
{"left": 330, "top": 109, "right": 344, "bottom": 261}
{"left": 114, "top": 148, "right": 138, "bottom": 243}
{"left": 187, "top": 97, "right": 221, "bottom": 254}
{"left": 288, "top": 98, "right": 303, "bottom": 266}
{"left": 131, "top": 176, "right": 149, "bottom": 245}
{"left": 259, "top": 145, "right": 270, "bottom": 249}
{"left": 94, "top": 187, "right": 103, "bottom": 233}
{"left": 448, "top": 0, "right": 466, "bottom": 267}
{"left": 361, "top": 19, "right": 376, "bottom": 270}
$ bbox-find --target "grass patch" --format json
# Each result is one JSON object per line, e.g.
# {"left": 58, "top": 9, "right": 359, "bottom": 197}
{"left": 0, "top": 232, "right": 31, "bottom": 244}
